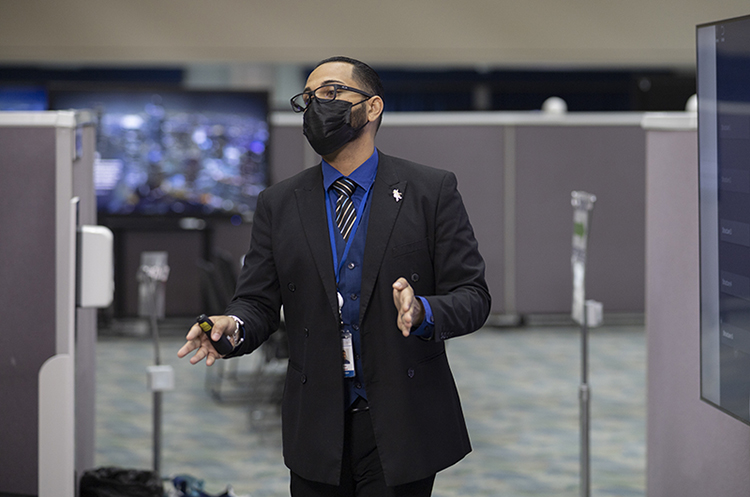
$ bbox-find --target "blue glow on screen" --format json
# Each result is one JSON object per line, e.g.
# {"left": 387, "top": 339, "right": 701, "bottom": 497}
{"left": 0, "top": 87, "right": 48, "bottom": 110}
{"left": 52, "top": 90, "right": 269, "bottom": 217}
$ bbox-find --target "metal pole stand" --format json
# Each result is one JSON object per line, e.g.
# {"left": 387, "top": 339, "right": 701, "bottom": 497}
{"left": 570, "top": 191, "right": 603, "bottom": 497}
{"left": 137, "top": 252, "right": 174, "bottom": 476}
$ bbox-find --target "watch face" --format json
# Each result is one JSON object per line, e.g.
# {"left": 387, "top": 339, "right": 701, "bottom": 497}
{"left": 229, "top": 316, "right": 243, "bottom": 346}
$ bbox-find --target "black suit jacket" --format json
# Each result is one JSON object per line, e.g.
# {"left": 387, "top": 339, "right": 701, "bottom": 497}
{"left": 225, "top": 151, "right": 491, "bottom": 486}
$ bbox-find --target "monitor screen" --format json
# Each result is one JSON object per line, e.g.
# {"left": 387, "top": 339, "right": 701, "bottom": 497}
{"left": 698, "top": 14, "right": 750, "bottom": 424}
{"left": 50, "top": 87, "right": 269, "bottom": 218}
{"left": 0, "top": 86, "right": 47, "bottom": 110}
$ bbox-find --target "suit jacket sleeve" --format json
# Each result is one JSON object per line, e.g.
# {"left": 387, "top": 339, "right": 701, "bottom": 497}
{"left": 424, "top": 171, "right": 490, "bottom": 341}
{"left": 224, "top": 188, "right": 281, "bottom": 357}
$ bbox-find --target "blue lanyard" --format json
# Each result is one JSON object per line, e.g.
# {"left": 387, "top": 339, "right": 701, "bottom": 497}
{"left": 325, "top": 184, "right": 373, "bottom": 286}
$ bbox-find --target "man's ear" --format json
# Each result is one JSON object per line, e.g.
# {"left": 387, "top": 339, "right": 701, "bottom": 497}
{"left": 367, "top": 96, "right": 384, "bottom": 122}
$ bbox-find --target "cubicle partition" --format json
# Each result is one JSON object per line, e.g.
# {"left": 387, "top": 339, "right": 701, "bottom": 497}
{"left": 270, "top": 112, "right": 647, "bottom": 321}
{"left": 512, "top": 121, "right": 646, "bottom": 317}
{"left": 0, "top": 111, "right": 98, "bottom": 497}
{"left": 640, "top": 113, "right": 750, "bottom": 497}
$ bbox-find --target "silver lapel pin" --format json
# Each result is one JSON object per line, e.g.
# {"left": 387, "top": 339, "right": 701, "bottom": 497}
{"left": 392, "top": 189, "right": 402, "bottom": 202}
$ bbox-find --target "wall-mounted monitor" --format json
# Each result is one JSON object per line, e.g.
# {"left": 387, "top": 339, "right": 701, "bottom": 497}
{"left": 698, "top": 14, "right": 750, "bottom": 424}
{"left": 50, "top": 87, "right": 269, "bottom": 219}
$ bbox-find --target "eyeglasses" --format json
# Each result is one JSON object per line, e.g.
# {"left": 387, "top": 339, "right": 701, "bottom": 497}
{"left": 290, "top": 84, "right": 373, "bottom": 113}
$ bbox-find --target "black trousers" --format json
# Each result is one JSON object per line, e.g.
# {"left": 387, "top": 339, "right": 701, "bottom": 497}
{"left": 290, "top": 401, "right": 435, "bottom": 497}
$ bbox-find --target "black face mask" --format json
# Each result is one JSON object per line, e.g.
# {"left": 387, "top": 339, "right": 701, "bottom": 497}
{"left": 303, "top": 98, "right": 368, "bottom": 156}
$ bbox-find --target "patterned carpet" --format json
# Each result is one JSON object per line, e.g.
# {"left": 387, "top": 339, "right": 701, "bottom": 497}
{"left": 95, "top": 323, "right": 645, "bottom": 497}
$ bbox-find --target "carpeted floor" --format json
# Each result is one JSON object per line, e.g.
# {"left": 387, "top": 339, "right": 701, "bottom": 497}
{"left": 95, "top": 323, "right": 645, "bottom": 497}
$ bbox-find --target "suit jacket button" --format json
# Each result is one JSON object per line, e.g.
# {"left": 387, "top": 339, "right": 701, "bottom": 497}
{"left": 288, "top": 283, "right": 296, "bottom": 292}
{"left": 304, "top": 328, "right": 309, "bottom": 338}
{"left": 301, "top": 374, "right": 307, "bottom": 384}
{"left": 407, "top": 368, "right": 415, "bottom": 378}
{"left": 411, "top": 272, "right": 419, "bottom": 282}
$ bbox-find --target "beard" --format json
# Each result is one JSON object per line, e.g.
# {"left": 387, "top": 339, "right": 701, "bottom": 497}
{"left": 350, "top": 100, "right": 369, "bottom": 135}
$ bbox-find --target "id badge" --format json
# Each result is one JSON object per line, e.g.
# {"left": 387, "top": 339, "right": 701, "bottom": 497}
{"left": 342, "top": 329, "right": 356, "bottom": 378}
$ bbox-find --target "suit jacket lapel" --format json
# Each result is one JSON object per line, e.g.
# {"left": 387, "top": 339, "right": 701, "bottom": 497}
{"left": 295, "top": 168, "right": 340, "bottom": 319}
{"left": 360, "top": 154, "right": 406, "bottom": 322}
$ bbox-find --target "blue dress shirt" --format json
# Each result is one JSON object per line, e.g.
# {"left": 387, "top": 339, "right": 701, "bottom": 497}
{"left": 322, "top": 149, "right": 434, "bottom": 408}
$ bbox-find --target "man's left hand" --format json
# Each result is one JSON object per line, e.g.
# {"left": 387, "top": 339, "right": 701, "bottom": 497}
{"left": 392, "top": 277, "right": 425, "bottom": 337}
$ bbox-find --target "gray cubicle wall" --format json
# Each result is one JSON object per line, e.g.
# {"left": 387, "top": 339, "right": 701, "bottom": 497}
{"left": 269, "top": 112, "right": 647, "bottom": 319}
{"left": 644, "top": 115, "right": 750, "bottom": 496}
{"left": 0, "top": 112, "right": 97, "bottom": 496}
{"left": 514, "top": 122, "right": 646, "bottom": 315}
{"left": 0, "top": 123, "right": 58, "bottom": 496}
{"left": 71, "top": 116, "right": 98, "bottom": 480}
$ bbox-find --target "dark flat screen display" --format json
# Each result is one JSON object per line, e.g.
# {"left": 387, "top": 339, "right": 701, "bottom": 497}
{"left": 50, "top": 88, "right": 269, "bottom": 218}
{"left": 698, "top": 14, "right": 750, "bottom": 424}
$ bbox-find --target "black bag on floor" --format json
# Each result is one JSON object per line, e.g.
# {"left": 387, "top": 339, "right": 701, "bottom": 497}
{"left": 80, "top": 467, "right": 163, "bottom": 497}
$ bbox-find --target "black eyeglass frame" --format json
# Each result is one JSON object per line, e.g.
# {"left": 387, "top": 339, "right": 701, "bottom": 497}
{"left": 290, "top": 84, "right": 374, "bottom": 113}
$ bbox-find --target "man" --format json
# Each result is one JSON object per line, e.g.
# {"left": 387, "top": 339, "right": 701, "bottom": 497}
{"left": 178, "top": 56, "right": 491, "bottom": 497}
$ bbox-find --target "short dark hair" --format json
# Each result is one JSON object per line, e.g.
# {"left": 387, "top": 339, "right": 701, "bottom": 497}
{"left": 314, "top": 56, "right": 384, "bottom": 130}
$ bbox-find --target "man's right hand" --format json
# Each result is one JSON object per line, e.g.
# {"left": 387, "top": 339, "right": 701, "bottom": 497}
{"left": 177, "top": 315, "right": 236, "bottom": 366}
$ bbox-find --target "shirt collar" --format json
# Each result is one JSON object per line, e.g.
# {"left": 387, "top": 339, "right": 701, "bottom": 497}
{"left": 322, "top": 148, "right": 379, "bottom": 192}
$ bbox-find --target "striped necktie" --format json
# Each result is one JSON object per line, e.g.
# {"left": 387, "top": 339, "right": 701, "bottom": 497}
{"left": 332, "top": 177, "right": 357, "bottom": 240}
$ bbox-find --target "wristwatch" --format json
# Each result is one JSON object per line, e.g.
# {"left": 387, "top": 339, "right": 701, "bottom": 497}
{"left": 228, "top": 315, "right": 244, "bottom": 349}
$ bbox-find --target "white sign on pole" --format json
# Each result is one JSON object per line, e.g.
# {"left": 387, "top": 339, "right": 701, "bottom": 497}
{"left": 571, "top": 192, "right": 596, "bottom": 325}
